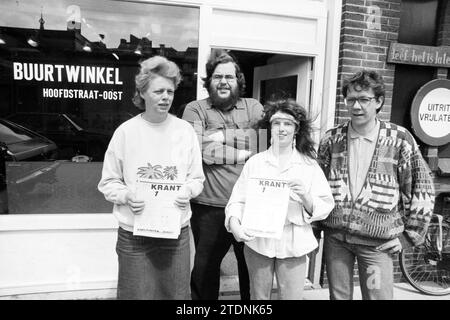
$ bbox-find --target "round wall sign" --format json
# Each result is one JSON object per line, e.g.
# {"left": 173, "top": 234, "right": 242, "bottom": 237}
{"left": 410, "top": 79, "right": 450, "bottom": 146}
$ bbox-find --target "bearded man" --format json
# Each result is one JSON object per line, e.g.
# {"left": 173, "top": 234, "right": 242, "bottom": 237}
{"left": 182, "top": 50, "right": 264, "bottom": 300}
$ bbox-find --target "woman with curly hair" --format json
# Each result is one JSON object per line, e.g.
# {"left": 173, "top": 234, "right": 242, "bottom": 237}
{"left": 224, "top": 98, "right": 334, "bottom": 300}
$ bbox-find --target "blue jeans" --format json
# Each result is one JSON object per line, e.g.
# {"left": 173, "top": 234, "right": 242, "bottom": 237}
{"left": 190, "top": 202, "right": 250, "bottom": 300}
{"left": 244, "top": 246, "right": 307, "bottom": 300}
{"left": 116, "top": 226, "right": 190, "bottom": 300}
{"left": 324, "top": 235, "right": 394, "bottom": 300}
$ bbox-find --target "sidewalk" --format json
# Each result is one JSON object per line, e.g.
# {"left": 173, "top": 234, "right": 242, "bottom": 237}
{"left": 2, "top": 281, "right": 448, "bottom": 300}
{"left": 219, "top": 282, "right": 450, "bottom": 300}
{"left": 218, "top": 243, "right": 450, "bottom": 301}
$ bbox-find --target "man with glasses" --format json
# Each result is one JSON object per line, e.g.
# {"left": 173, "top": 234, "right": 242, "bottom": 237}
{"left": 317, "top": 69, "right": 435, "bottom": 300}
{"left": 182, "top": 50, "right": 264, "bottom": 300}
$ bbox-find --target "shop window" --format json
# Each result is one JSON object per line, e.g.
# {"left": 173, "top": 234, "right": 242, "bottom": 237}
{"left": 0, "top": 0, "right": 199, "bottom": 214}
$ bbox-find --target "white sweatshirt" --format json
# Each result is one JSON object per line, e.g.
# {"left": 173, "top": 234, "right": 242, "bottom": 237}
{"left": 98, "top": 114, "right": 205, "bottom": 232}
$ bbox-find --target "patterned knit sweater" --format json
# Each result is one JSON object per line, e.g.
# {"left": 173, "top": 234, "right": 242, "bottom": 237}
{"left": 317, "top": 120, "right": 435, "bottom": 247}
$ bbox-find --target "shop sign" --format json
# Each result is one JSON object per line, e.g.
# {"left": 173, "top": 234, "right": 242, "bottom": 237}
{"left": 12, "top": 62, "right": 124, "bottom": 101}
{"left": 410, "top": 79, "right": 450, "bottom": 146}
{"left": 387, "top": 43, "right": 450, "bottom": 68}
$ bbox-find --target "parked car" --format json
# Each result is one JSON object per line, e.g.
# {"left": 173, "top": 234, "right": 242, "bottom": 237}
{"left": 7, "top": 112, "right": 111, "bottom": 161}
{"left": 0, "top": 118, "right": 58, "bottom": 161}
{"left": 0, "top": 118, "right": 59, "bottom": 213}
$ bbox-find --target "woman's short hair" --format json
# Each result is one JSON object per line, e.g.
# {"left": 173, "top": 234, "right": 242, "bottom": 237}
{"left": 132, "top": 56, "right": 182, "bottom": 110}
{"left": 202, "top": 49, "right": 246, "bottom": 96}
{"left": 257, "top": 98, "right": 317, "bottom": 160}
{"left": 342, "top": 69, "right": 385, "bottom": 113}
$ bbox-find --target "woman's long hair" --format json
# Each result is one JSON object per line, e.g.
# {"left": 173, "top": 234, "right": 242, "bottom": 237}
{"left": 257, "top": 98, "right": 317, "bottom": 160}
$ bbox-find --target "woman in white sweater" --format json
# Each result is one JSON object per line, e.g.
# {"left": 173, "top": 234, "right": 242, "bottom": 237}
{"left": 98, "top": 56, "right": 204, "bottom": 300}
{"left": 225, "top": 99, "right": 334, "bottom": 300}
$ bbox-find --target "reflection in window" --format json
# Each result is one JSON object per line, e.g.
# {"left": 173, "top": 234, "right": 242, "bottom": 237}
{"left": 260, "top": 75, "right": 298, "bottom": 106}
{"left": 0, "top": 0, "right": 199, "bottom": 214}
{"left": 0, "top": 120, "right": 33, "bottom": 144}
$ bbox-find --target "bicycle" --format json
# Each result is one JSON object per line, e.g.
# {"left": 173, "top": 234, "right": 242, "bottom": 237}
{"left": 399, "top": 213, "right": 450, "bottom": 295}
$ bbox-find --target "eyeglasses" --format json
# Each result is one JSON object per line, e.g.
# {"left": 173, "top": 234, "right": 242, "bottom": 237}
{"left": 344, "top": 96, "right": 376, "bottom": 107}
{"left": 211, "top": 74, "right": 237, "bottom": 82}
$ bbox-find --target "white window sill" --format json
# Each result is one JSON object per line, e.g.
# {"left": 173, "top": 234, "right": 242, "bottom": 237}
{"left": 0, "top": 213, "right": 118, "bottom": 231}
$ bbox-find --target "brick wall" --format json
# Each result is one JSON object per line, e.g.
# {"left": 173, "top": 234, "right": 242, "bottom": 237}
{"left": 436, "top": 0, "right": 450, "bottom": 46}
{"left": 436, "top": 0, "right": 449, "bottom": 82}
{"left": 335, "top": 0, "right": 401, "bottom": 125}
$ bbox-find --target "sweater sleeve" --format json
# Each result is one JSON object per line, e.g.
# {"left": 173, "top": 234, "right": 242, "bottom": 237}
{"left": 184, "top": 124, "right": 205, "bottom": 199}
{"left": 397, "top": 132, "right": 435, "bottom": 248}
{"left": 317, "top": 132, "right": 332, "bottom": 179}
{"left": 97, "top": 128, "right": 130, "bottom": 205}
{"left": 224, "top": 159, "right": 251, "bottom": 232}
{"left": 302, "top": 163, "right": 335, "bottom": 224}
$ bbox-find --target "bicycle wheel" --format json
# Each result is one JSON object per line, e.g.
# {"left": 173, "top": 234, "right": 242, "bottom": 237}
{"left": 399, "top": 221, "right": 450, "bottom": 295}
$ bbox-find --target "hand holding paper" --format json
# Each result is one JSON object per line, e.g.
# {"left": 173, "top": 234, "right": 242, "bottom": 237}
{"left": 288, "top": 179, "right": 313, "bottom": 213}
{"left": 229, "top": 216, "right": 255, "bottom": 243}
{"left": 174, "top": 186, "right": 190, "bottom": 211}
{"left": 288, "top": 179, "right": 307, "bottom": 197}
{"left": 125, "top": 190, "right": 145, "bottom": 214}
{"left": 133, "top": 178, "right": 183, "bottom": 239}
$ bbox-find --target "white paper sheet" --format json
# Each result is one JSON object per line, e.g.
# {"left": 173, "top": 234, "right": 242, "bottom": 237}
{"left": 133, "top": 178, "right": 184, "bottom": 239}
{"left": 241, "top": 177, "right": 290, "bottom": 239}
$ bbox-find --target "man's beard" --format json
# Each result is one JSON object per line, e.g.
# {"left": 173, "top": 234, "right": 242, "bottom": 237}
{"left": 208, "top": 83, "right": 240, "bottom": 111}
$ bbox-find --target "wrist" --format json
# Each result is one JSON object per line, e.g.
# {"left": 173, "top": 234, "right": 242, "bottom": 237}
{"left": 300, "top": 193, "right": 311, "bottom": 202}
{"left": 229, "top": 216, "right": 241, "bottom": 231}
{"left": 185, "top": 186, "right": 193, "bottom": 199}
{"left": 123, "top": 190, "right": 132, "bottom": 203}
{"left": 230, "top": 216, "right": 241, "bottom": 225}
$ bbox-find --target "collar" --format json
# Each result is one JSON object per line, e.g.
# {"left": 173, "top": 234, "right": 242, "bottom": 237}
{"left": 348, "top": 119, "right": 380, "bottom": 142}
{"left": 264, "top": 146, "right": 304, "bottom": 167}
{"left": 206, "top": 97, "right": 245, "bottom": 110}
{"left": 140, "top": 113, "right": 172, "bottom": 127}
